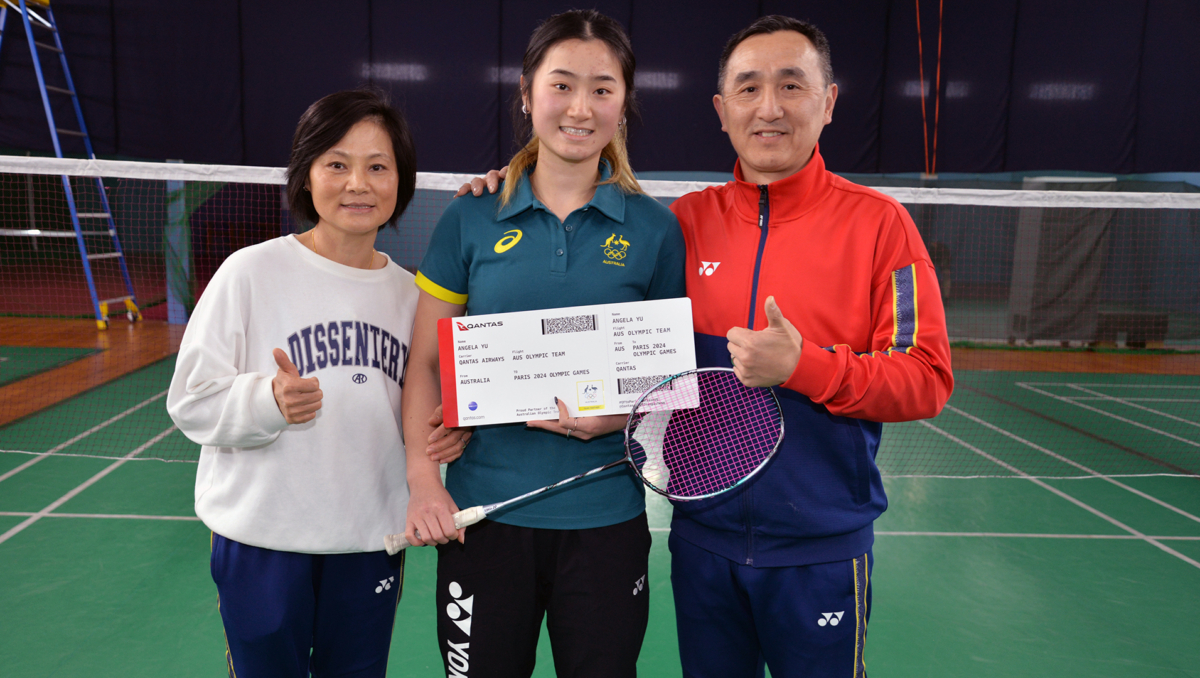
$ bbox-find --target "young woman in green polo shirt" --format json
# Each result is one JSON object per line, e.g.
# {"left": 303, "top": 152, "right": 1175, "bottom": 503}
{"left": 400, "top": 9, "right": 686, "bottom": 677}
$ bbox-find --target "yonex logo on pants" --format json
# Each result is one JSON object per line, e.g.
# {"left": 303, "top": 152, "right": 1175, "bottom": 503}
{"left": 446, "top": 581, "right": 474, "bottom": 635}
{"left": 446, "top": 581, "right": 475, "bottom": 677}
{"left": 446, "top": 640, "right": 469, "bottom": 678}
{"left": 374, "top": 576, "right": 394, "bottom": 594}
{"left": 633, "top": 575, "right": 646, "bottom": 595}
{"left": 818, "top": 611, "right": 845, "bottom": 626}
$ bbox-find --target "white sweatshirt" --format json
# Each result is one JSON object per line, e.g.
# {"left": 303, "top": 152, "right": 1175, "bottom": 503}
{"left": 167, "top": 235, "right": 417, "bottom": 553}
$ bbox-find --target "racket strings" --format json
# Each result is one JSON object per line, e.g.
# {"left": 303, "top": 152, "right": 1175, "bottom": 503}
{"left": 629, "top": 371, "right": 782, "bottom": 498}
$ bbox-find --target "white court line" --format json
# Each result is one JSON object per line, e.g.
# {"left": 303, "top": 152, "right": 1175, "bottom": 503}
{"left": 1019, "top": 383, "right": 1200, "bottom": 389}
{"left": 7, "top": 515, "right": 1195, "bottom": 540}
{"left": 0, "top": 390, "right": 170, "bottom": 485}
{"left": 1017, "top": 383, "right": 1200, "bottom": 448}
{"left": 0, "top": 511, "right": 199, "bottom": 521}
{"left": 0, "top": 512, "right": 1195, "bottom": 540}
{"left": 920, "top": 420, "right": 1200, "bottom": 570}
{"left": 877, "top": 531, "right": 1200, "bottom": 540}
{"left": 883, "top": 472, "right": 1198, "bottom": 479}
{"left": 1067, "top": 384, "right": 1200, "bottom": 429}
{"left": 947, "top": 405, "right": 1200, "bottom": 525}
{"left": 1068, "top": 397, "right": 1200, "bottom": 404}
{"left": 0, "top": 426, "right": 177, "bottom": 547}
{"left": 2, "top": 448, "right": 196, "bottom": 463}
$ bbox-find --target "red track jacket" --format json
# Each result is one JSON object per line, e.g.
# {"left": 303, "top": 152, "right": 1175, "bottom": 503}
{"left": 669, "top": 148, "right": 953, "bottom": 566}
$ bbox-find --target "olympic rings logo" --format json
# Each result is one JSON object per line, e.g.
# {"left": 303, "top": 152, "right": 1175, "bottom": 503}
{"left": 602, "top": 233, "right": 631, "bottom": 260}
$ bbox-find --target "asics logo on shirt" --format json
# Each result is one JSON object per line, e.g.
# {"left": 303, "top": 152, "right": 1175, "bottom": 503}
{"left": 818, "top": 611, "right": 845, "bottom": 627}
{"left": 698, "top": 261, "right": 721, "bottom": 276}
{"left": 494, "top": 229, "right": 522, "bottom": 253}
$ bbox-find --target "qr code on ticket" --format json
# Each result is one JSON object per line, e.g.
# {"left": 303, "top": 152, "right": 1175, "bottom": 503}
{"left": 541, "top": 314, "right": 598, "bottom": 335}
{"left": 618, "top": 375, "right": 670, "bottom": 395}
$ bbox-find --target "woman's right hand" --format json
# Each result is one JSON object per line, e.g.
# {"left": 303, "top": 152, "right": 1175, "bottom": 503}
{"left": 405, "top": 481, "right": 464, "bottom": 546}
{"left": 454, "top": 166, "right": 509, "bottom": 197}
{"left": 271, "top": 348, "right": 322, "bottom": 424}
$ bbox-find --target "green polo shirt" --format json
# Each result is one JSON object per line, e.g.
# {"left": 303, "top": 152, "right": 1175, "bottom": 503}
{"left": 416, "top": 165, "right": 686, "bottom": 529}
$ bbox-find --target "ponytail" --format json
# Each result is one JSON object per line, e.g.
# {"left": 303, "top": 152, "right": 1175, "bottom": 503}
{"left": 598, "top": 122, "right": 642, "bottom": 195}
{"left": 497, "top": 138, "right": 541, "bottom": 208}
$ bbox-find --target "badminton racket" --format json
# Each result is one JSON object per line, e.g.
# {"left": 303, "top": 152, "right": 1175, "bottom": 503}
{"left": 385, "top": 368, "right": 783, "bottom": 554}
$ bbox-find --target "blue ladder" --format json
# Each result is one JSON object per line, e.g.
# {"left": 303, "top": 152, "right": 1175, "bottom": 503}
{"left": 0, "top": 0, "right": 141, "bottom": 329}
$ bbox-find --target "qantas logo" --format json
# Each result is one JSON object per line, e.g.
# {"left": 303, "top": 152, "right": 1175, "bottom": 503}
{"left": 455, "top": 321, "right": 504, "bottom": 331}
{"left": 698, "top": 261, "right": 721, "bottom": 276}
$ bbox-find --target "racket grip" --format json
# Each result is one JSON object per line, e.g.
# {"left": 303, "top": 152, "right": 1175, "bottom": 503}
{"left": 382, "top": 506, "right": 488, "bottom": 556}
{"left": 453, "top": 505, "right": 486, "bottom": 530}
{"left": 383, "top": 532, "right": 410, "bottom": 556}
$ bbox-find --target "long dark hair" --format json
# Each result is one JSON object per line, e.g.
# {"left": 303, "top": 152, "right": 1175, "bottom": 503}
{"left": 285, "top": 89, "right": 417, "bottom": 229}
{"left": 499, "top": 9, "right": 642, "bottom": 207}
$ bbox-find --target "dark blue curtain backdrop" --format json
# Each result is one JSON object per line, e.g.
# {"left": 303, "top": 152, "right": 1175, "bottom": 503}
{"left": 1, "top": 0, "right": 1197, "bottom": 173}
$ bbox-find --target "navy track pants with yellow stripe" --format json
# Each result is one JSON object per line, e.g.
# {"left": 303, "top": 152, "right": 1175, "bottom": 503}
{"left": 670, "top": 532, "right": 872, "bottom": 678}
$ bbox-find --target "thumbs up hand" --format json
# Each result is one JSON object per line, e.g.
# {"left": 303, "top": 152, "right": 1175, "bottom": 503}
{"left": 726, "top": 296, "right": 804, "bottom": 387}
{"left": 271, "top": 348, "right": 323, "bottom": 424}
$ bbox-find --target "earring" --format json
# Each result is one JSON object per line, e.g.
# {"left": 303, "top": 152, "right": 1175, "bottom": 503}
{"left": 522, "top": 103, "right": 529, "bottom": 116}
{"left": 619, "top": 116, "right": 626, "bottom": 128}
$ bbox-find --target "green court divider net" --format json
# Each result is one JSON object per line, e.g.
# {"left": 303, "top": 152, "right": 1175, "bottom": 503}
{"left": 1, "top": 156, "right": 1198, "bottom": 478}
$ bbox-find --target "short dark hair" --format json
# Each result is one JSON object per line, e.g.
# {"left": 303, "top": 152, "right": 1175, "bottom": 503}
{"left": 285, "top": 89, "right": 417, "bottom": 230}
{"left": 717, "top": 15, "right": 834, "bottom": 93}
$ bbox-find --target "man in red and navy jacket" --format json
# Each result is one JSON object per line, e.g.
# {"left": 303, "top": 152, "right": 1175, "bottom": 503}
{"left": 667, "top": 16, "right": 954, "bottom": 678}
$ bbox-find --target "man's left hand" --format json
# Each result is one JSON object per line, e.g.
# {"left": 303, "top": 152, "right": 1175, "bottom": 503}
{"left": 727, "top": 296, "right": 804, "bottom": 387}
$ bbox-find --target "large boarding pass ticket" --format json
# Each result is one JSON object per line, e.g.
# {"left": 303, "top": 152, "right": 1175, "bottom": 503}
{"left": 438, "top": 298, "right": 696, "bottom": 427}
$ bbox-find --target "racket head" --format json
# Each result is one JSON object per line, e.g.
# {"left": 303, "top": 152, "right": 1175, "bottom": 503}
{"left": 624, "top": 368, "right": 784, "bottom": 501}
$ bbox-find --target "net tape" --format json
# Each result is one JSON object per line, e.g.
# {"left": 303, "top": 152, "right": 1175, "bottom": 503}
{"left": 6, "top": 156, "right": 1200, "bottom": 208}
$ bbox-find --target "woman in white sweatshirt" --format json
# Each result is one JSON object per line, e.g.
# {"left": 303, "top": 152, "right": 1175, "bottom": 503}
{"left": 167, "top": 89, "right": 467, "bottom": 678}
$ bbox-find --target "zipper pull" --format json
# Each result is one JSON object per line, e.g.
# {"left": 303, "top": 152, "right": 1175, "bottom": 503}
{"left": 758, "top": 185, "right": 768, "bottom": 229}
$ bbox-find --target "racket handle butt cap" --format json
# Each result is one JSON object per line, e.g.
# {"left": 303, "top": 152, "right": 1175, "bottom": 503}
{"left": 383, "top": 533, "right": 409, "bottom": 556}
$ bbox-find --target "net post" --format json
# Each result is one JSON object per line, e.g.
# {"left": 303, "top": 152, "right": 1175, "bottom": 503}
{"left": 1006, "top": 181, "right": 1044, "bottom": 344}
{"left": 164, "top": 159, "right": 190, "bottom": 324}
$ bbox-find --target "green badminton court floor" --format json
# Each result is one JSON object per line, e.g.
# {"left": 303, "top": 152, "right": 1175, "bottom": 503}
{"left": 1, "top": 357, "right": 1198, "bottom": 677}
